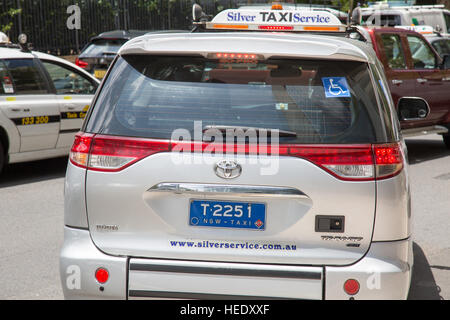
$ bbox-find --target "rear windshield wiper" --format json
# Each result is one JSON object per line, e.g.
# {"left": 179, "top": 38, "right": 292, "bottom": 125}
{"left": 203, "top": 125, "right": 297, "bottom": 137}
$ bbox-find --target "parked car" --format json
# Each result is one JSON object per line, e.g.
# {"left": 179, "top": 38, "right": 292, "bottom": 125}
{"left": 60, "top": 5, "right": 415, "bottom": 300}
{"left": 76, "top": 30, "right": 149, "bottom": 79}
{"left": 361, "top": 26, "right": 450, "bottom": 147}
{"left": 0, "top": 43, "right": 100, "bottom": 174}
{"left": 393, "top": 25, "right": 450, "bottom": 58}
{"left": 76, "top": 30, "right": 189, "bottom": 79}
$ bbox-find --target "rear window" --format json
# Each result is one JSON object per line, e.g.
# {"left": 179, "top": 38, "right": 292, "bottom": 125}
{"left": 86, "top": 55, "right": 387, "bottom": 144}
{"left": 81, "top": 39, "right": 128, "bottom": 56}
{"left": 1, "top": 59, "right": 49, "bottom": 94}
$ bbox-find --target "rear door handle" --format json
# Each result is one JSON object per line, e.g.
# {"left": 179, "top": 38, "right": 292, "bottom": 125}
{"left": 417, "top": 78, "right": 428, "bottom": 83}
{"left": 10, "top": 107, "right": 30, "bottom": 112}
{"left": 63, "top": 104, "right": 77, "bottom": 111}
{"left": 391, "top": 79, "right": 403, "bottom": 85}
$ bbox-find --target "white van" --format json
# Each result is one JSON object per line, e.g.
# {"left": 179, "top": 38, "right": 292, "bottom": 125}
{"left": 361, "top": 4, "right": 450, "bottom": 34}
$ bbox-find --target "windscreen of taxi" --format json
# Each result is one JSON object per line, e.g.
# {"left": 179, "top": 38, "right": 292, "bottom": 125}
{"left": 86, "top": 55, "right": 387, "bottom": 143}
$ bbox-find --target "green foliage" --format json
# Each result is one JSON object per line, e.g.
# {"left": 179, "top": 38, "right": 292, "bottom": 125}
{"left": 331, "top": 0, "right": 352, "bottom": 13}
{"left": 0, "top": 7, "right": 22, "bottom": 34}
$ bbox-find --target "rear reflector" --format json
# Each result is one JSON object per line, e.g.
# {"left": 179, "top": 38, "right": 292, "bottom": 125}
{"left": 70, "top": 133, "right": 403, "bottom": 180}
{"left": 344, "top": 279, "right": 360, "bottom": 295}
{"left": 95, "top": 268, "right": 109, "bottom": 284}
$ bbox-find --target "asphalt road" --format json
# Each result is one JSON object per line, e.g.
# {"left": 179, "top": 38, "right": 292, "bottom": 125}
{"left": 0, "top": 134, "right": 448, "bottom": 300}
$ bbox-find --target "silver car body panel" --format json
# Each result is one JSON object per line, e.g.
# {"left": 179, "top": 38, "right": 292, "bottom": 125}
{"left": 59, "top": 227, "right": 127, "bottom": 300}
{"left": 325, "top": 238, "right": 413, "bottom": 300}
{"left": 372, "top": 168, "right": 411, "bottom": 241}
{"left": 64, "top": 162, "right": 88, "bottom": 229}
{"left": 60, "top": 226, "right": 412, "bottom": 300}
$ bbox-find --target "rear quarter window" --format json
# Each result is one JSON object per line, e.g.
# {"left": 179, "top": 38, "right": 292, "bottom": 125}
{"left": 2, "top": 59, "right": 49, "bottom": 94}
{"left": 86, "top": 55, "right": 389, "bottom": 144}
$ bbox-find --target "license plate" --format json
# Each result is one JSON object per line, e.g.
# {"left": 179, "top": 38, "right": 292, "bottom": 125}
{"left": 94, "top": 69, "right": 107, "bottom": 79}
{"left": 189, "top": 200, "right": 266, "bottom": 230}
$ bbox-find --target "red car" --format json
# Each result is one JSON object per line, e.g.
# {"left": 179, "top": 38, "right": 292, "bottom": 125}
{"left": 362, "top": 27, "right": 450, "bottom": 148}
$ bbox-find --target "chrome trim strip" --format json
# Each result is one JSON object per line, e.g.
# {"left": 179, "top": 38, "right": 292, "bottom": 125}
{"left": 148, "top": 183, "right": 308, "bottom": 199}
{"left": 128, "top": 290, "right": 293, "bottom": 300}
{"left": 129, "top": 262, "right": 322, "bottom": 280}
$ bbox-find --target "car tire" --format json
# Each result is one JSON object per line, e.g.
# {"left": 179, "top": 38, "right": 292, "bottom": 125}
{"left": 443, "top": 134, "right": 450, "bottom": 150}
{"left": 0, "top": 141, "right": 4, "bottom": 174}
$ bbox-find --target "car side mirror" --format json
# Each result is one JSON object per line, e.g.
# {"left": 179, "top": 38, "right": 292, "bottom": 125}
{"left": 397, "top": 97, "right": 430, "bottom": 121}
{"left": 350, "top": 7, "right": 361, "bottom": 25}
{"left": 441, "top": 54, "right": 450, "bottom": 70}
{"left": 192, "top": 4, "right": 208, "bottom": 23}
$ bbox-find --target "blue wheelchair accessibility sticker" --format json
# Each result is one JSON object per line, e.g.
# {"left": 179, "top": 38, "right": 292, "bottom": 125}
{"left": 322, "top": 77, "right": 351, "bottom": 98}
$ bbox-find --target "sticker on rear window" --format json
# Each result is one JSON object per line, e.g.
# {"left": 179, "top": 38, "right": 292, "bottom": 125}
{"left": 2, "top": 76, "right": 14, "bottom": 94}
{"left": 322, "top": 77, "right": 351, "bottom": 98}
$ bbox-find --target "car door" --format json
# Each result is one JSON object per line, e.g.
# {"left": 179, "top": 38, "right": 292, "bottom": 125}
{"left": 405, "top": 34, "right": 450, "bottom": 124}
{"left": 0, "top": 58, "right": 60, "bottom": 152}
{"left": 376, "top": 32, "right": 420, "bottom": 125}
{"left": 40, "top": 60, "right": 98, "bottom": 148}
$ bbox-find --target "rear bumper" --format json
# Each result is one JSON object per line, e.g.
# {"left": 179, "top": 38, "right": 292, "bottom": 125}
{"left": 60, "top": 226, "right": 412, "bottom": 300}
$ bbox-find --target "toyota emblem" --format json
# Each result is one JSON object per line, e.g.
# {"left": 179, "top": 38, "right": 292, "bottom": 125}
{"left": 214, "top": 160, "right": 242, "bottom": 179}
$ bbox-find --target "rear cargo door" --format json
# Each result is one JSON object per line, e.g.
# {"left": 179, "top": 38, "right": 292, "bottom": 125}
{"left": 84, "top": 54, "right": 383, "bottom": 266}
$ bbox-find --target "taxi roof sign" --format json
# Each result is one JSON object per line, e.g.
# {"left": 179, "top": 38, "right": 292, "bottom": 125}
{"left": 204, "top": 8, "right": 346, "bottom": 32}
{"left": 395, "top": 25, "right": 435, "bottom": 35}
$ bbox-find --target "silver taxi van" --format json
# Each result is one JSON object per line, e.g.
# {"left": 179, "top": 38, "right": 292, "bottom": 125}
{"left": 60, "top": 4, "right": 416, "bottom": 300}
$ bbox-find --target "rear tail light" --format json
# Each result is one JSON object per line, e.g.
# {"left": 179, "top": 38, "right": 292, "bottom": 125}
{"left": 70, "top": 132, "right": 94, "bottom": 168}
{"left": 75, "top": 57, "right": 88, "bottom": 69}
{"left": 280, "top": 143, "right": 403, "bottom": 181}
{"left": 70, "top": 133, "right": 404, "bottom": 180}
{"left": 70, "top": 133, "right": 169, "bottom": 172}
{"left": 284, "top": 145, "right": 375, "bottom": 181}
{"left": 373, "top": 144, "right": 404, "bottom": 179}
